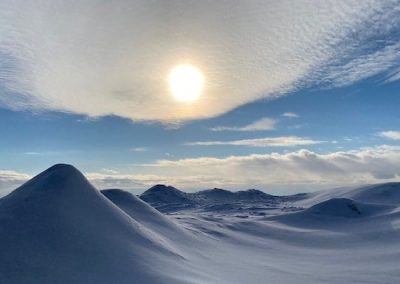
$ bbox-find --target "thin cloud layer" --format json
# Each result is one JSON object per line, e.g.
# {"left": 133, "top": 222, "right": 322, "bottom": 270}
{"left": 0, "top": 170, "right": 31, "bottom": 196}
{"left": 379, "top": 130, "right": 400, "bottom": 140}
{"left": 211, "top": 117, "right": 277, "bottom": 132}
{"left": 282, "top": 112, "right": 299, "bottom": 118}
{"left": 1, "top": 1, "right": 400, "bottom": 121}
{"left": 186, "top": 136, "right": 323, "bottom": 147}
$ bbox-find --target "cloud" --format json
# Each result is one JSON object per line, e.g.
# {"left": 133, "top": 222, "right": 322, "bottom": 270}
{"left": 24, "top": 152, "right": 41, "bottom": 156}
{"left": 139, "top": 145, "right": 400, "bottom": 191}
{"left": 1, "top": 1, "right": 399, "bottom": 122}
{"left": 85, "top": 172, "right": 207, "bottom": 191}
{"left": 130, "top": 147, "right": 148, "bottom": 152}
{"left": 324, "top": 42, "right": 400, "bottom": 87}
{"left": 210, "top": 117, "right": 277, "bottom": 131}
{"left": 385, "top": 68, "right": 400, "bottom": 83}
{"left": 186, "top": 136, "right": 323, "bottom": 147}
{"left": 379, "top": 130, "right": 400, "bottom": 140}
{"left": 0, "top": 170, "right": 31, "bottom": 196}
{"left": 2, "top": 145, "right": 400, "bottom": 195}
{"left": 101, "top": 168, "right": 119, "bottom": 174}
{"left": 282, "top": 112, "right": 299, "bottom": 118}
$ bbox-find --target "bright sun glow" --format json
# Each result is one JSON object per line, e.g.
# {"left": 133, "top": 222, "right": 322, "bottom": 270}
{"left": 168, "top": 64, "right": 204, "bottom": 102}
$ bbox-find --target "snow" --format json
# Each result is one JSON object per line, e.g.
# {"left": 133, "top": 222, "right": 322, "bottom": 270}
{"left": 0, "top": 164, "right": 196, "bottom": 284}
{"left": 1, "top": 164, "right": 400, "bottom": 283}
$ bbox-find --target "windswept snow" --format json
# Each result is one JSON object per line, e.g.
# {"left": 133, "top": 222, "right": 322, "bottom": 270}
{"left": 1, "top": 164, "right": 400, "bottom": 283}
{"left": 0, "top": 164, "right": 196, "bottom": 284}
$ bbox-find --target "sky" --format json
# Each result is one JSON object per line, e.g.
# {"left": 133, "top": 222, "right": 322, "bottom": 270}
{"left": 1, "top": 0, "right": 400, "bottom": 195}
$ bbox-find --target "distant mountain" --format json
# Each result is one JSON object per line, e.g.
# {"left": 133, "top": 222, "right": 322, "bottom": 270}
{"left": 140, "top": 184, "right": 195, "bottom": 212}
{"left": 193, "top": 188, "right": 278, "bottom": 203}
{"left": 235, "top": 189, "right": 277, "bottom": 202}
{"left": 139, "top": 186, "right": 281, "bottom": 212}
{"left": 141, "top": 184, "right": 193, "bottom": 204}
{"left": 192, "top": 188, "right": 236, "bottom": 204}
{"left": 0, "top": 164, "right": 190, "bottom": 284}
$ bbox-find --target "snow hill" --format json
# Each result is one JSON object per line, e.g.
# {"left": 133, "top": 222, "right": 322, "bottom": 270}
{"left": 140, "top": 185, "right": 280, "bottom": 212}
{"left": 272, "top": 197, "right": 395, "bottom": 229}
{"left": 101, "top": 188, "right": 189, "bottom": 240}
{"left": 140, "top": 184, "right": 197, "bottom": 212}
{"left": 0, "top": 164, "right": 194, "bottom": 284}
{"left": 1, "top": 164, "right": 400, "bottom": 284}
{"left": 345, "top": 182, "right": 400, "bottom": 205}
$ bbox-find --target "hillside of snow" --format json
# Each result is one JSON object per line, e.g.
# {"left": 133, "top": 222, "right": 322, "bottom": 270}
{"left": 1, "top": 164, "right": 400, "bottom": 283}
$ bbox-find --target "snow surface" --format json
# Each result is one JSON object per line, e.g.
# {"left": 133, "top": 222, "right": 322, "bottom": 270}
{"left": 1, "top": 164, "right": 400, "bottom": 283}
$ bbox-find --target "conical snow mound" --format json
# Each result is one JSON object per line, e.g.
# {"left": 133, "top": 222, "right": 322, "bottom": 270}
{"left": 0, "top": 164, "right": 190, "bottom": 284}
{"left": 4, "top": 164, "right": 96, "bottom": 202}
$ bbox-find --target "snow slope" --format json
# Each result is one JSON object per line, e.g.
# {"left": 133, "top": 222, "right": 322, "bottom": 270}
{"left": 0, "top": 164, "right": 196, "bottom": 284}
{"left": 1, "top": 164, "right": 400, "bottom": 284}
{"left": 101, "top": 188, "right": 191, "bottom": 242}
{"left": 345, "top": 182, "right": 400, "bottom": 205}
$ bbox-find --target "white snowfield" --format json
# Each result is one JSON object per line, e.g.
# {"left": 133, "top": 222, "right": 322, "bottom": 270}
{"left": 1, "top": 164, "right": 400, "bottom": 284}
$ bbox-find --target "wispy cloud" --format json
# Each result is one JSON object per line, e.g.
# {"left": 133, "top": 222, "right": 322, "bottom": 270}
{"left": 24, "top": 152, "right": 41, "bottom": 156}
{"left": 282, "top": 112, "right": 299, "bottom": 118}
{"left": 385, "top": 68, "right": 400, "bottom": 83}
{"left": 130, "top": 147, "right": 148, "bottom": 152}
{"left": 0, "top": 170, "right": 31, "bottom": 196}
{"left": 1, "top": 1, "right": 399, "bottom": 121}
{"left": 324, "top": 42, "right": 400, "bottom": 87}
{"left": 186, "top": 136, "right": 324, "bottom": 147}
{"left": 379, "top": 130, "right": 400, "bottom": 140}
{"left": 210, "top": 117, "right": 277, "bottom": 132}
{"left": 101, "top": 168, "right": 119, "bottom": 174}
{"left": 86, "top": 172, "right": 206, "bottom": 191}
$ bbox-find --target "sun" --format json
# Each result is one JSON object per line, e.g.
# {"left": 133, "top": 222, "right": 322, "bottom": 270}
{"left": 168, "top": 64, "right": 204, "bottom": 102}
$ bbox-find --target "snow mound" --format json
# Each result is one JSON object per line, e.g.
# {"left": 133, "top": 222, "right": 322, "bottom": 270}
{"left": 6, "top": 163, "right": 96, "bottom": 199}
{"left": 140, "top": 184, "right": 193, "bottom": 205}
{"left": 306, "top": 198, "right": 363, "bottom": 217}
{"left": 345, "top": 182, "right": 400, "bottom": 205}
{"left": 0, "top": 164, "right": 190, "bottom": 284}
{"left": 141, "top": 186, "right": 279, "bottom": 212}
{"left": 194, "top": 188, "right": 277, "bottom": 203}
{"left": 274, "top": 198, "right": 392, "bottom": 226}
{"left": 235, "top": 189, "right": 277, "bottom": 202}
{"left": 102, "top": 188, "right": 187, "bottom": 237}
{"left": 195, "top": 188, "right": 235, "bottom": 202}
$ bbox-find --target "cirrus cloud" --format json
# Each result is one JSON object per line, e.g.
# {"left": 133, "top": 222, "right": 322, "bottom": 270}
{"left": 210, "top": 117, "right": 277, "bottom": 132}
{"left": 1, "top": 1, "right": 400, "bottom": 122}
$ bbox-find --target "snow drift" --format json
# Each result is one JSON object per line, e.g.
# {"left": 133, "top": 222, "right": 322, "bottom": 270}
{"left": 1, "top": 164, "right": 400, "bottom": 284}
{"left": 0, "top": 164, "right": 193, "bottom": 284}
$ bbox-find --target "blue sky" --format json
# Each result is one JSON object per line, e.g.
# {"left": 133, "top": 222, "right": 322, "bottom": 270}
{"left": 1, "top": 1, "right": 400, "bottom": 194}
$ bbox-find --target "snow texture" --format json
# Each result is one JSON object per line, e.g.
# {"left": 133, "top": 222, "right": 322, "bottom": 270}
{"left": 1, "top": 164, "right": 400, "bottom": 283}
